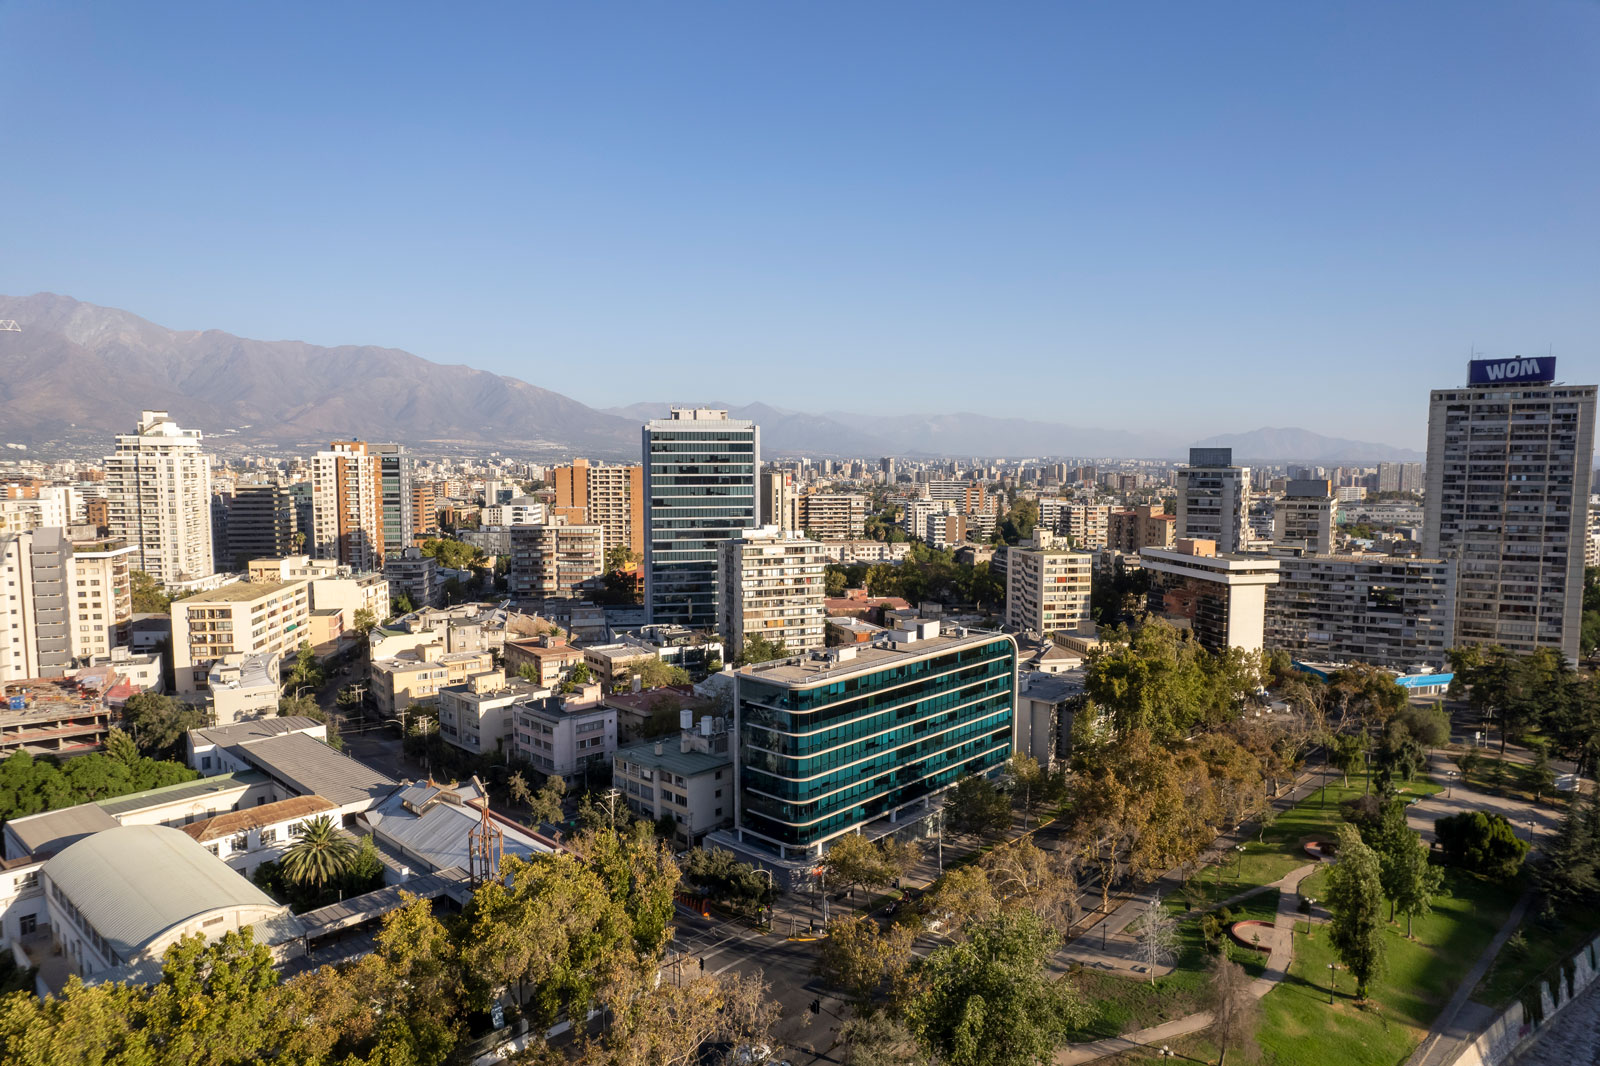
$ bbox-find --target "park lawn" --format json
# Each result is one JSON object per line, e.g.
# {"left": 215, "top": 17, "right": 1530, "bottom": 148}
{"left": 1472, "top": 892, "right": 1600, "bottom": 1009}
{"left": 1452, "top": 753, "right": 1570, "bottom": 809}
{"left": 1252, "top": 868, "right": 1518, "bottom": 1066}
{"left": 1063, "top": 891, "right": 1280, "bottom": 1041}
{"left": 1219, "top": 770, "right": 1443, "bottom": 893}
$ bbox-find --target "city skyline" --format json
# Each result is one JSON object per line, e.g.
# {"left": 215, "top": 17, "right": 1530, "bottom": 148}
{"left": 2, "top": 2, "right": 1597, "bottom": 443}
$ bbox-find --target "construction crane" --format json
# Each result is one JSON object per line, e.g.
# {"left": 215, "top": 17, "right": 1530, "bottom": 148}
{"left": 0, "top": 321, "right": 19, "bottom": 332}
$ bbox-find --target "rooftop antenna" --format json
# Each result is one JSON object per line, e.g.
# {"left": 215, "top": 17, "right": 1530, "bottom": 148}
{"left": 0, "top": 320, "right": 19, "bottom": 332}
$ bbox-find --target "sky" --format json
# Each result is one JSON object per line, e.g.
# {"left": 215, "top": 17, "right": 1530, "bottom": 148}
{"left": 1, "top": 2, "right": 1597, "bottom": 448}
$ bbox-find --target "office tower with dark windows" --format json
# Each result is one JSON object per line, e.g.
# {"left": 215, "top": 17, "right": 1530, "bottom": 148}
{"left": 1423, "top": 358, "right": 1597, "bottom": 660}
{"left": 371, "top": 443, "right": 413, "bottom": 559}
{"left": 642, "top": 409, "right": 760, "bottom": 629}
{"left": 225, "top": 484, "right": 299, "bottom": 566}
{"left": 730, "top": 620, "right": 1017, "bottom": 877}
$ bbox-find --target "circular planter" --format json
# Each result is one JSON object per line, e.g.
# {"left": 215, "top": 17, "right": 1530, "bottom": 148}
{"left": 1229, "top": 919, "right": 1275, "bottom": 952}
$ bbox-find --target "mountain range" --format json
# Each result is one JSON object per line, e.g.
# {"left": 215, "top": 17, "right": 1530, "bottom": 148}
{"left": 0, "top": 293, "right": 1423, "bottom": 462}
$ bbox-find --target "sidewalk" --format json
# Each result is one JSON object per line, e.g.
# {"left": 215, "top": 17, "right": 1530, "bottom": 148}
{"left": 1055, "top": 863, "right": 1318, "bottom": 1065}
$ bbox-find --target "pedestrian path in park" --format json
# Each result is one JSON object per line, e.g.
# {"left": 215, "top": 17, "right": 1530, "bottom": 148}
{"left": 1055, "top": 864, "right": 1316, "bottom": 1065}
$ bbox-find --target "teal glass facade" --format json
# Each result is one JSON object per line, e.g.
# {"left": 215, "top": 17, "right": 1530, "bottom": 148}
{"left": 736, "top": 636, "right": 1015, "bottom": 855}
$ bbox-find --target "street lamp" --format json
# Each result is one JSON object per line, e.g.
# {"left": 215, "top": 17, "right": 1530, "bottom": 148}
{"left": 1526, "top": 820, "right": 1536, "bottom": 844}
{"left": 1446, "top": 770, "right": 1458, "bottom": 800}
{"left": 1328, "top": 962, "right": 1338, "bottom": 1004}
{"left": 1234, "top": 843, "right": 1246, "bottom": 881}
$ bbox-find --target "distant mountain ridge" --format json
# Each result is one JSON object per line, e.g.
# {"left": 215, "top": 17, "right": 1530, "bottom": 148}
{"left": 0, "top": 294, "right": 1423, "bottom": 463}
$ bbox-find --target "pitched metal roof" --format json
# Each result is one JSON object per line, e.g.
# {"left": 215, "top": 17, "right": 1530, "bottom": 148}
{"left": 43, "top": 825, "right": 284, "bottom": 963}
{"left": 191, "top": 716, "right": 324, "bottom": 749}
{"left": 365, "top": 791, "right": 548, "bottom": 874}
{"left": 181, "top": 795, "right": 337, "bottom": 843}
{"left": 235, "top": 732, "right": 399, "bottom": 809}
{"left": 5, "top": 803, "right": 118, "bottom": 859}
{"left": 96, "top": 770, "right": 267, "bottom": 818}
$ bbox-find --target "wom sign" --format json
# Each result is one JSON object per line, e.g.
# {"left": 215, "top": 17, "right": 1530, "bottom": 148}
{"left": 1469, "top": 357, "right": 1556, "bottom": 385}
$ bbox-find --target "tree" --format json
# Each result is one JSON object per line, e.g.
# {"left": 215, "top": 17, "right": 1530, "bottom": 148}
{"left": 1325, "top": 824, "right": 1388, "bottom": 1000}
{"left": 1328, "top": 732, "right": 1366, "bottom": 787}
{"left": 142, "top": 928, "right": 283, "bottom": 1066}
{"left": 1207, "top": 953, "right": 1260, "bottom": 1066}
{"left": 840, "top": 1012, "right": 924, "bottom": 1066}
{"left": 286, "top": 640, "right": 323, "bottom": 690}
{"left": 507, "top": 770, "right": 533, "bottom": 808}
{"left": 569, "top": 660, "right": 593, "bottom": 686}
{"left": 946, "top": 775, "right": 1012, "bottom": 839}
{"left": 393, "top": 592, "right": 416, "bottom": 615}
{"left": 1525, "top": 745, "right": 1556, "bottom": 804}
{"left": 736, "top": 633, "right": 789, "bottom": 666}
{"left": 525, "top": 774, "right": 567, "bottom": 826}
{"left": 823, "top": 832, "right": 895, "bottom": 905}
{"left": 1539, "top": 786, "right": 1600, "bottom": 906}
{"left": 921, "top": 866, "right": 998, "bottom": 937}
{"left": 1434, "top": 811, "right": 1529, "bottom": 879}
{"left": 1389, "top": 834, "right": 1445, "bottom": 938}
{"left": 817, "top": 917, "right": 914, "bottom": 1005}
{"left": 903, "top": 911, "right": 1088, "bottom": 1066}
{"left": 680, "top": 846, "right": 776, "bottom": 916}
{"left": 420, "top": 536, "right": 484, "bottom": 572}
{"left": 280, "top": 814, "right": 356, "bottom": 890}
{"left": 980, "top": 840, "right": 1081, "bottom": 931}
{"left": 124, "top": 690, "right": 210, "bottom": 757}
{"left": 1006, "top": 752, "right": 1045, "bottom": 826}
{"left": 618, "top": 657, "right": 691, "bottom": 692}
{"left": 517, "top": 661, "right": 541, "bottom": 683}
{"left": 595, "top": 969, "right": 779, "bottom": 1066}
{"left": 130, "top": 569, "right": 172, "bottom": 614}
{"left": 1135, "top": 895, "right": 1179, "bottom": 984}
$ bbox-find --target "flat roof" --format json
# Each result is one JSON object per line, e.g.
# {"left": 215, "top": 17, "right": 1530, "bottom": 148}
{"left": 614, "top": 740, "right": 730, "bottom": 777}
{"left": 738, "top": 627, "right": 1010, "bottom": 688}
{"left": 176, "top": 579, "right": 304, "bottom": 605}
{"left": 235, "top": 733, "right": 398, "bottom": 809}
{"left": 6, "top": 803, "right": 118, "bottom": 859}
{"left": 191, "top": 716, "right": 323, "bottom": 749}
{"left": 96, "top": 770, "right": 268, "bottom": 818}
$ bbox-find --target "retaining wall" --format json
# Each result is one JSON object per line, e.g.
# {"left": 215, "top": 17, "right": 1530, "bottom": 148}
{"left": 1450, "top": 934, "right": 1600, "bottom": 1066}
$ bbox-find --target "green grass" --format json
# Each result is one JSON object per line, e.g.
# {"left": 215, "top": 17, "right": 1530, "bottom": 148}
{"left": 1249, "top": 868, "right": 1518, "bottom": 1066}
{"left": 1473, "top": 896, "right": 1600, "bottom": 1009}
{"left": 1064, "top": 891, "right": 1280, "bottom": 1041}
{"left": 1450, "top": 753, "right": 1569, "bottom": 809}
{"left": 1095, "top": 863, "right": 1520, "bottom": 1066}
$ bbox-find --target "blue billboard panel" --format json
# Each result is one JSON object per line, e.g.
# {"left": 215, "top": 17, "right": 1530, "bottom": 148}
{"left": 1468, "top": 357, "right": 1556, "bottom": 385}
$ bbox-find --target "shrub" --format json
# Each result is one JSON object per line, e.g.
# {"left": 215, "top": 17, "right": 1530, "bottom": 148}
{"left": 1434, "top": 811, "right": 1529, "bottom": 880}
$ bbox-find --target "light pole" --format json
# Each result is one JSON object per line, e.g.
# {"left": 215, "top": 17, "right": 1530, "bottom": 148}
{"left": 1526, "top": 820, "right": 1536, "bottom": 844}
{"left": 1234, "top": 843, "right": 1245, "bottom": 882}
{"left": 1446, "top": 770, "right": 1458, "bottom": 800}
{"left": 1328, "top": 962, "right": 1338, "bottom": 1004}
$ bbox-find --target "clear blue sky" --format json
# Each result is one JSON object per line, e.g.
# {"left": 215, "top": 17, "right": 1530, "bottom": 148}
{"left": 2, "top": 2, "right": 1596, "bottom": 448}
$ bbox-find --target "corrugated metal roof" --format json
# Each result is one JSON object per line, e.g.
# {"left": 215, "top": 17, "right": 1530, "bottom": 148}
{"left": 366, "top": 792, "right": 549, "bottom": 874}
{"left": 43, "top": 825, "right": 285, "bottom": 963}
{"left": 191, "top": 716, "right": 324, "bottom": 748}
{"left": 6, "top": 804, "right": 118, "bottom": 859}
{"left": 236, "top": 733, "right": 398, "bottom": 810}
{"left": 181, "top": 795, "right": 337, "bottom": 843}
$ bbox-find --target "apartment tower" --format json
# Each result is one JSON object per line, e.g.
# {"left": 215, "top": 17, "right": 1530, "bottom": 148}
{"left": 1423, "top": 357, "right": 1597, "bottom": 659}
{"left": 1175, "top": 448, "right": 1252, "bottom": 554}
{"left": 310, "top": 441, "right": 384, "bottom": 571}
{"left": 104, "top": 410, "right": 215, "bottom": 583}
{"left": 717, "top": 526, "right": 827, "bottom": 659}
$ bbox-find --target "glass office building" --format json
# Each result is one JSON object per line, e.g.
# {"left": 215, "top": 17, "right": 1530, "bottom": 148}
{"left": 642, "top": 409, "right": 760, "bottom": 628}
{"left": 371, "top": 443, "right": 412, "bottom": 564}
{"left": 733, "top": 622, "right": 1017, "bottom": 861}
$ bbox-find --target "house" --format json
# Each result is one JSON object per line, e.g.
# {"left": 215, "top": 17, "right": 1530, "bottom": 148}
{"left": 180, "top": 795, "right": 340, "bottom": 877}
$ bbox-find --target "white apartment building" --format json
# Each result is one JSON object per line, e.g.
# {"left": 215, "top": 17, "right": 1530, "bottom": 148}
{"left": 0, "top": 530, "right": 136, "bottom": 682}
{"left": 437, "top": 671, "right": 548, "bottom": 758}
{"left": 482, "top": 497, "right": 547, "bottom": 527}
{"left": 1273, "top": 479, "right": 1336, "bottom": 554}
{"left": 1176, "top": 447, "right": 1252, "bottom": 554}
{"left": 1142, "top": 539, "right": 1280, "bottom": 653}
{"left": 1060, "top": 504, "right": 1113, "bottom": 550}
{"left": 104, "top": 410, "right": 215, "bottom": 584}
{"left": 718, "top": 526, "right": 827, "bottom": 659}
{"left": 1003, "top": 530, "right": 1093, "bottom": 638}
{"left": 171, "top": 579, "right": 311, "bottom": 694}
{"left": 370, "top": 645, "right": 496, "bottom": 717}
{"left": 1423, "top": 361, "right": 1597, "bottom": 659}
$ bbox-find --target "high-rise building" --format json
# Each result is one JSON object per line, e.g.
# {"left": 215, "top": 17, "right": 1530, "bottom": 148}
{"left": 551, "top": 458, "right": 645, "bottom": 558}
{"left": 371, "top": 444, "right": 414, "bottom": 558}
{"left": 1061, "top": 503, "right": 1113, "bottom": 550}
{"left": 1142, "top": 538, "right": 1280, "bottom": 653}
{"left": 717, "top": 527, "right": 826, "bottom": 659}
{"left": 1003, "top": 531, "right": 1092, "bottom": 638}
{"left": 225, "top": 485, "right": 299, "bottom": 567}
{"left": 643, "top": 409, "right": 760, "bottom": 629}
{"left": 508, "top": 523, "right": 605, "bottom": 601}
{"left": 1273, "top": 480, "right": 1335, "bottom": 554}
{"left": 310, "top": 441, "right": 385, "bottom": 571}
{"left": 1175, "top": 448, "right": 1251, "bottom": 553}
{"left": 410, "top": 482, "right": 438, "bottom": 539}
{"left": 729, "top": 621, "right": 1016, "bottom": 874}
{"left": 1423, "top": 358, "right": 1597, "bottom": 659}
{"left": 759, "top": 468, "right": 794, "bottom": 532}
{"left": 104, "top": 410, "right": 215, "bottom": 584}
{"left": 1264, "top": 550, "right": 1456, "bottom": 670}
{"left": 796, "top": 493, "right": 866, "bottom": 540}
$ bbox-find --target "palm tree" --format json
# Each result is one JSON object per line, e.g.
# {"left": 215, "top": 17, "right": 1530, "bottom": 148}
{"left": 281, "top": 815, "right": 356, "bottom": 890}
